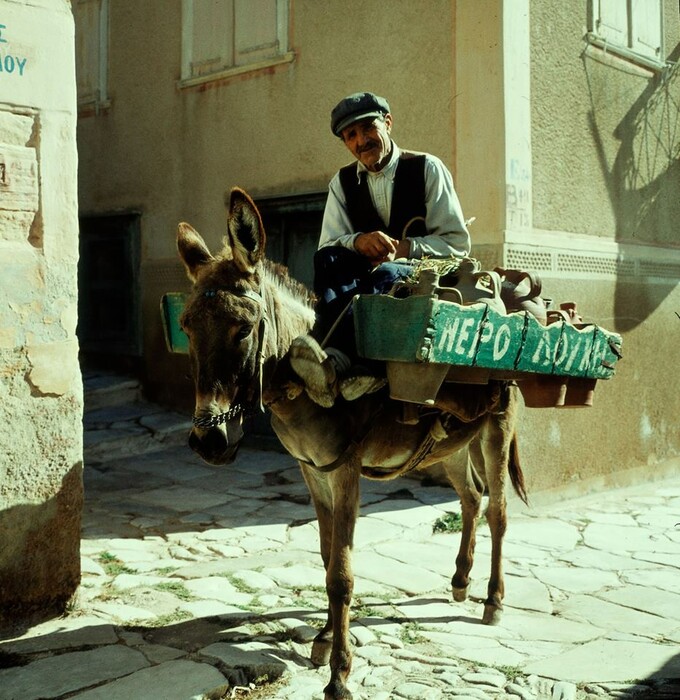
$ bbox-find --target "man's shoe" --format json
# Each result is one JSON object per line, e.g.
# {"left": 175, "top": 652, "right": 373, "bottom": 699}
{"left": 339, "top": 374, "right": 387, "bottom": 402}
{"left": 289, "top": 335, "right": 338, "bottom": 408}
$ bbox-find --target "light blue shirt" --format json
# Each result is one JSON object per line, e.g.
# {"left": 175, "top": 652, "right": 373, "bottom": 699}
{"left": 318, "top": 143, "right": 471, "bottom": 259}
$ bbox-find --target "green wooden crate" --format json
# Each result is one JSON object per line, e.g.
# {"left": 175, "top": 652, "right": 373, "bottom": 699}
{"left": 161, "top": 292, "right": 189, "bottom": 354}
{"left": 353, "top": 294, "right": 622, "bottom": 380}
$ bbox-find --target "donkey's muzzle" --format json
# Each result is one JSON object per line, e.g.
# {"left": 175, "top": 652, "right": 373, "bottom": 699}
{"left": 188, "top": 422, "right": 243, "bottom": 465}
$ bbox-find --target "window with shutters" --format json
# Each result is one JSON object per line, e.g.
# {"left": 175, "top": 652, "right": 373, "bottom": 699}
{"left": 74, "top": 0, "right": 109, "bottom": 108}
{"left": 181, "top": 0, "right": 293, "bottom": 86}
{"left": 587, "top": 0, "right": 665, "bottom": 69}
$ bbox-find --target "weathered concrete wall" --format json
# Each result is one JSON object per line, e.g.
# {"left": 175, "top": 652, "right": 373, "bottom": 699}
{"left": 510, "top": 0, "right": 680, "bottom": 497}
{"left": 0, "top": 0, "right": 82, "bottom": 625}
{"left": 77, "top": 0, "right": 456, "bottom": 260}
{"left": 75, "top": 0, "right": 679, "bottom": 498}
{"left": 76, "top": 0, "right": 458, "bottom": 405}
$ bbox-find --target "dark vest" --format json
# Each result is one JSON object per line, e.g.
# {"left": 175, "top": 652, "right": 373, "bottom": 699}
{"left": 338, "top": 151, "right": 427, "bottom": 239}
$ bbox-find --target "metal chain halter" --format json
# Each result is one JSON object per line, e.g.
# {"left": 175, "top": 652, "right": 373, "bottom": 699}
{"left": 190, "top": 287, "right": 269, "bottom": 430}
{"left": 192, "top": 403, "right": 246, "bottom": 429}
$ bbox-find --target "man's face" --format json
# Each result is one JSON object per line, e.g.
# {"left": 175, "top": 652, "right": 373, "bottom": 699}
{"left": 340, "top": 115, "right": 393, "bottom": 171}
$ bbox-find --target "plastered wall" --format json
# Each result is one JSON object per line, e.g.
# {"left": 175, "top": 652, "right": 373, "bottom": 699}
{"left": 0, "top": 0, "right": 82, "bottom": 624}
{"left": 75, "top": 0, "right": 679, "bottom": 498}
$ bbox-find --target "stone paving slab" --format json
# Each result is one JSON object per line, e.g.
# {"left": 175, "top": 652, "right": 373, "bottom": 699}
{"left": 2, "top": 376, "right": 680, "bottom": 700}
{"left": 70, "top": 659, "right": 229, "bottom": 700}
{"left": 0, "top": 645, "right": 150, "bottom": 700}
{"left": 524, "top": 639, "right": 680, "bottom": 684}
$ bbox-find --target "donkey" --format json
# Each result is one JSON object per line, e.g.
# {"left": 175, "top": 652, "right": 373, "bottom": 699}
{"left": 177, "top": 188, "right": 527, "bottom": 700}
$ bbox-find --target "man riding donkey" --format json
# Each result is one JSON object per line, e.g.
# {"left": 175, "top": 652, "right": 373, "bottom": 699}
{"left": 290, "top": 91, "right": 540, "bottom": 418}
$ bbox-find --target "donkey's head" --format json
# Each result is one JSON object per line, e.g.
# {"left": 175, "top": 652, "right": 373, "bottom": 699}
{"left": 177, "top": 188, "right": 268, "bottom": 465}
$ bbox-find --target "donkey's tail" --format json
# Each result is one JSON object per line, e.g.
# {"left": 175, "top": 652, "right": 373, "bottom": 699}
{"left": 509, "top": 433, "right": 529, "bottom": 505}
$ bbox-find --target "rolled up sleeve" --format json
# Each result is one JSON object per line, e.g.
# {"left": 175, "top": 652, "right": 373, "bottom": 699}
{"left": 318, "top": 174, "right": 360, "bottom": 251}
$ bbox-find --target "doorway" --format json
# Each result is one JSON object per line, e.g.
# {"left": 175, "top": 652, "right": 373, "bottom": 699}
{"left": 78, "top": 213, "right": 141, "bottom": 369}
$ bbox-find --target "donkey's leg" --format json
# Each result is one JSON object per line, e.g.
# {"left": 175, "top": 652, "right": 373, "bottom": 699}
{"left": 479, "top": 417, "right": 511, "bottom": 625}
{"left": 322, "top": 463, "right": 360, "bottom": 700}
{"left": 445, "top": 448, "right": 484, "bottom": 602}
{"left": 300, "top": 465, "right": 335, "bottom": 667}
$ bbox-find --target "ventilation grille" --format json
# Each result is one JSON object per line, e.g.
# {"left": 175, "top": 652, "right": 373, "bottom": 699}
{"left": 557, "top": 253, "right": 635, "bottom": 277}
{"left": 638, "top": 260, "right": 680, "bottom": 278}
{"left": 506, "top": 249, "right": 553, "bottom": 271}
{"left": 486, "top": 244, "right": 678, "bottom": 279}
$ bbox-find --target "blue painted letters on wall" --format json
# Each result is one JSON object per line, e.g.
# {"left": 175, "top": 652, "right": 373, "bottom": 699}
{"left": 0, "top": 24, "right": 29, "bottom": 77}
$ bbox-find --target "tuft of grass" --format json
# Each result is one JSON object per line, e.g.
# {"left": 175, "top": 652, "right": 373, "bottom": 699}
{"left": 399, "top": 621, "right": 427, "bottom": 645}
{"left": 97, "top": 551, "right": 138, "bottom": 576}
{"left": 153, "top": 566, "right": 179, "bottom": 575}
{"left": 94, "top": 583, "right": 124, "bottom": 602}
{"left": 227, "top": 575, "right": 259, "bottom": 595}
{"left": 143, "top": 609, "right": 193, "bottom": 627}
{"left": 352, "top": 603, "right": 380, "bottom": 620}
{"left": 433, "top": 511, "right": 464, "bottom": 534}
{"left": 153, "top": 581, "right": 195, "bottom": 601}
{"left": 493, "top": 664, "right": 524, "bottom": 683}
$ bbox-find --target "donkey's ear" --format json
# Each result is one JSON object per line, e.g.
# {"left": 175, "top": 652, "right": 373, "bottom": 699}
{"left": 226, "top": 188, "right": 266, "bottom": 272}
{"left": 177, "top": 222, "right": 215, "bottom": 283}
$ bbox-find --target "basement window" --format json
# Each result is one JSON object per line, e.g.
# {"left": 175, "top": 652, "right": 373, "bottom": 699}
{"left": 586, "top": 0, "right": 665, "bottom": 70}
{"left": 180, "top": 0, "right": 293, "bottom": 87}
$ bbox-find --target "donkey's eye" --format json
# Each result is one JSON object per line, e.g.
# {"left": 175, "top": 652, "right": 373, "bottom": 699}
{"left": 234, "top": 325, "right": 253, "bottom": 342}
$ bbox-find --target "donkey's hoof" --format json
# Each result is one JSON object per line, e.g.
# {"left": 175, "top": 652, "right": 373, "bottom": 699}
{"left": 311, "top": 638, "right": 332, "bottom": 666}
{"left": 482, "top": 604, "right": 503, "bottom": 625}
{"left": 452, "top": 583, "right": 470, "bottom": 602}
{"left": 324, "top": 680, "right": 353, "bottom": 700}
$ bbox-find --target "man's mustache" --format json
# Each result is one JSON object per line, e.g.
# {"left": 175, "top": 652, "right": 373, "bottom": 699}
{"left": 358, "top": 141, "right": 380, "bottom": 153}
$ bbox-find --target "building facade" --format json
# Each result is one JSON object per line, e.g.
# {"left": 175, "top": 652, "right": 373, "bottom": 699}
{"left": 75, "top": 0, "right": 680, "bottom": 497}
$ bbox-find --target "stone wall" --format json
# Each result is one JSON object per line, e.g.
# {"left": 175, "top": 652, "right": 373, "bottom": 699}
{"left": 0, "top": 0, "right": 82, "bottom": 625}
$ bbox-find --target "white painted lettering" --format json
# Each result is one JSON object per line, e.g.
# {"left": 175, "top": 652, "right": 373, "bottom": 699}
{"left": 468, "top": 319, "right": 494, "bottom": 359}
{"left": 493, "top": 324, "right": 512, "bottom": 361}
{"left": 532, "top": 334, "right": 554, "bottom": 367}
{"left": 438, "top": 318, "right": 460, "bottom": 354}
{"left": 554, "top": 334, "right": 569, "bottom": 367}
{"left": 564, "top": 337, "right": 582, "bottom": 372}
{"left": 455, "top": 318, "right": 476, "bottom": 355}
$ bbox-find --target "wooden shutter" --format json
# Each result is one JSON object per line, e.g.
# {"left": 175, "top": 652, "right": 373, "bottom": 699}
{"left": 234, "top": 0, "right": 282, "bottom": 66}
{"left": 74, "top": 0, "right": 103, "bottom": 103}
{"left": 630, "top": 1, "right": 662, "bottom": 60}
{"left": 188, "top": 0, "right": 234, "bottom": 77}
{"left": 594, "top": 0, "right": 629, "bottom": 47}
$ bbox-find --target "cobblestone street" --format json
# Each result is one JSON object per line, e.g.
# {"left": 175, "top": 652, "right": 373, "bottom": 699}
{"left": 1, "top": 372, "right": 679, "bottom": 700}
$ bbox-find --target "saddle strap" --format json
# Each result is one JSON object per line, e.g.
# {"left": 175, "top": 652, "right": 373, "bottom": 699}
{"left": 360, "top": 414, "right": 454, "bottom": 480}
{"left": 298, "top": 409, "right": 450, "bottom": 477}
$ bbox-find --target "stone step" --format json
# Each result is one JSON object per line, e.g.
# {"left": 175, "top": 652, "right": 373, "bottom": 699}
{"left": 81, "top": 370, "right": 192, "bottom": 462}
{"left": 83, "top": 417, "right": 191, "bottom": 462}
{"left": 83, "top": 370, "right": 142, "bottom": 411}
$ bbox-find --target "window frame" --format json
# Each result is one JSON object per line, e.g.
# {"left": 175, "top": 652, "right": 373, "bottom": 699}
{"left": 586, "top": 0, "right": 665, "bottom": 71}
{"left": 179, "top": 0, "right": 294, "bottom": 88}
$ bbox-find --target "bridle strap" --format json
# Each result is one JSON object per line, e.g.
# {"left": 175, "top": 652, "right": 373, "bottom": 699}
{"left": 192, "top": 286, "right": 269, "bottom": 428}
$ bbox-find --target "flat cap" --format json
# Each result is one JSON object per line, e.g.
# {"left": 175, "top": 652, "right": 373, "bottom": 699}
{"left": 330, "top": 92, "right": 390, "bottom": 137}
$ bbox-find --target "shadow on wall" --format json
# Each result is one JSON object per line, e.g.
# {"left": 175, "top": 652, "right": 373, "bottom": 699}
{"left": 0, "top": 465, "right": 83, "bottom": 638}
{"left": 584, "top": 45, "right": 680, "bottom": 332}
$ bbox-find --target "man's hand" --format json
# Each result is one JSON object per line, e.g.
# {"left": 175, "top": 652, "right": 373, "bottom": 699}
{"left": 355, "top": 231, "right": 410, "bottom": 265}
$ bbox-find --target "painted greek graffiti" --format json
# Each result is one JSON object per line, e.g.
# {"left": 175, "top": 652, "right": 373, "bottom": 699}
{"left": 438, "top": 316, "right": 516, "bottom": 364}
{"left": 435, "top": 307, "right": 610, "bottom": 377}
{"left": 0, "top": 24, "right": 29, "bottom": 77}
